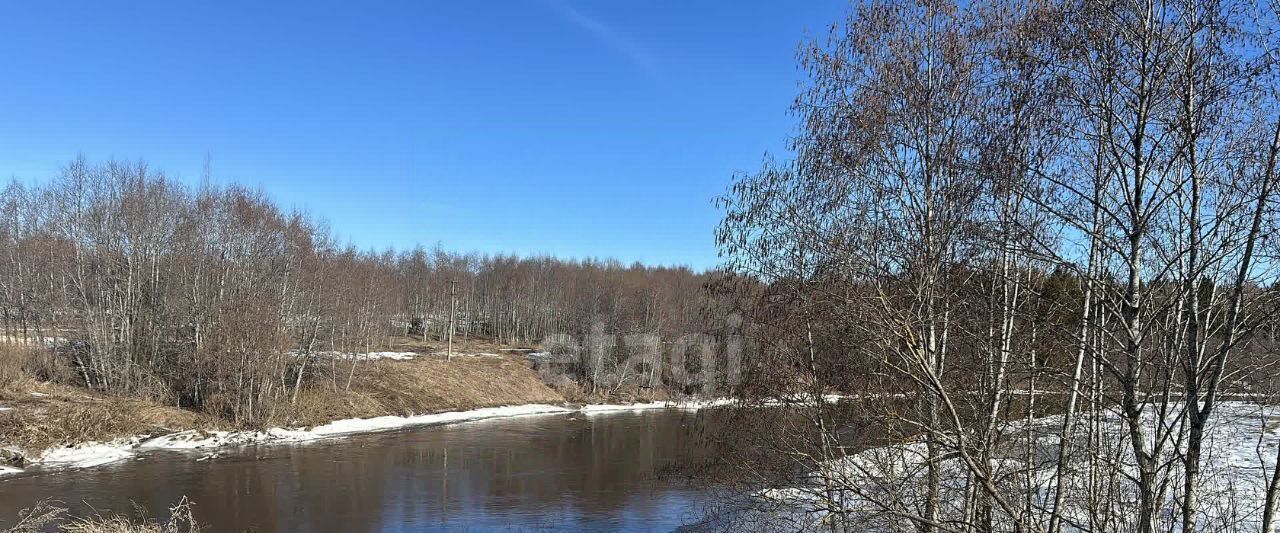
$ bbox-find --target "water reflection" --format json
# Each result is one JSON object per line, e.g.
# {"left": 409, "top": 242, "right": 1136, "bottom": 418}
{"left": 0, "top": 411, "right": 722, "bottom": 532}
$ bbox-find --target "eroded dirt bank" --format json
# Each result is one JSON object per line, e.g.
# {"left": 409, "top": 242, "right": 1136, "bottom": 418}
{"left": 0, "top": 352, "right": 569, "bottom": 470}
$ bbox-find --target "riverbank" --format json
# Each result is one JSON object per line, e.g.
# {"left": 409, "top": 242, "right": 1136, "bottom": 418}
{"left": 0, "top": 349, "right": 561, "bottom": 454}
{"left": 2, "top": 398, "right": 731, "bottom": 476}
{"left": 0, "top": 349, "right": 728, "bottom": 476}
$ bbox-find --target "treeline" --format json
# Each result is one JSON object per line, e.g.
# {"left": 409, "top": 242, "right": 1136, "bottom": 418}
{"left": 719, "top": 0, "right": 1280, "bottom": 531}
{"left": 0, "top": 158, "right": 712, "bottom": 423}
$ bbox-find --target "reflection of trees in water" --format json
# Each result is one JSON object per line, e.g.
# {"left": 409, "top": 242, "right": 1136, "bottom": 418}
{"left": 0, "top": 412, "right": 730, "bottom": 532}
{"left": 414, "top": 411, "right": 712, "bottom": 510}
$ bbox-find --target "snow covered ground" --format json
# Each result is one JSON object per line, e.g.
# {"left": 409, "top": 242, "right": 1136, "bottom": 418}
{"left": 287, "top": 349, "right": 509, "bottom": 361}
{"left": 1, "top": 399, "right": 739, "bottom": 476}
{"left": 37, "top": 443, "right": 136, "bottom": 469}
{"left": 751, "top": 402, "right": 1280, "bottom": 532}
{"left": 580, "top": 398, "right": 736, "bottom": 414}
{"left": 428, "top": 351, "right": 502, "bottom": 358}
{"left": 0, "top": 336, "right": 68, "bottom": 347}
{"left": 288, "top": 350, "right": 420, "bottom": 361}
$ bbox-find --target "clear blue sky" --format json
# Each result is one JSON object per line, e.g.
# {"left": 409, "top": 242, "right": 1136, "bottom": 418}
{"left": 0, "top": 1, "right": 844, "bottom": 270}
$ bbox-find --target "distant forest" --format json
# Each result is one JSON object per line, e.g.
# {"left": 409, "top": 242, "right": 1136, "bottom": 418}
{"left": 0, "top": 158, "right": 717, "bottom": 421}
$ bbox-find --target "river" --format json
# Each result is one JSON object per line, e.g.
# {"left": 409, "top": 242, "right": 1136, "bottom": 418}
{"left": 0, "top": 409, "right": 730, "bottom": 532}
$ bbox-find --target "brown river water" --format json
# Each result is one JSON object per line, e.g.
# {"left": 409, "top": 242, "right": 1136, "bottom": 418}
{"left": 0, "top": 409, "right": 734, "bottom": 532}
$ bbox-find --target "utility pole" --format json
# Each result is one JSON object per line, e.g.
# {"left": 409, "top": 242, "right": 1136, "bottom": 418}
{"left": 447, "top": 279, "right": 456, "bottom": 361}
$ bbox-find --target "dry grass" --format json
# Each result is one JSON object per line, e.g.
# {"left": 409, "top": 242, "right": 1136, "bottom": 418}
{"left": 4, "top": 498, "right": 201, "bottom": 533}
{"left": 555, "top": 383, "right": 672, "bottom": 405}
{"left": 534, "top": 364, "right": 672, "bottom": 404}
{"left": 0, "top": 338, "right": 570, "bottom": 455}
{"left": 0, "top": 344, "right": 73, "bottom": 394}
{"left": 3, "top": 499, "right": 68, "bottom": 532}
{"left": 276, "top": 354, "right": 564, "bottom": 427}
{"left": 0, "top": 378, "right": 210, "bottom": 454}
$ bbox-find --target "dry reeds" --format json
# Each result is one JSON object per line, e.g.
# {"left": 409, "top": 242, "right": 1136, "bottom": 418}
{"left": 3, "top": 498, "right": 201, "bottom": 533}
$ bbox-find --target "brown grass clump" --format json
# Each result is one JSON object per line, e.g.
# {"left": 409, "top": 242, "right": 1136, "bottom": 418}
{"left": 3, "top": 498, "right": 202, "bottom": 533}
{"left": 0, "top": 344, "right": 215, "bottom": 455}
{"left": 0, "top": 380, "right": 210, "bottom": 454}
{"left": 3, "top": 499, "right": 68, "bottom": 532}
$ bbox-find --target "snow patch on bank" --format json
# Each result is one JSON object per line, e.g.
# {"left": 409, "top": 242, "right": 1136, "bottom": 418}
{"left": 3, "top": 400, "right": 741, "bottom": 476}
{"left": 37, "top": 442, "right": 137, "bottom": 469}
{"left": 139, "top": 404, "right": 575, "bottom": 452}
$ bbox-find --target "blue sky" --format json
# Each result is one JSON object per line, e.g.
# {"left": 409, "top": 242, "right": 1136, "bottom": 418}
{"left": 0, "top": 0, "right": 845, "bottom": 270}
